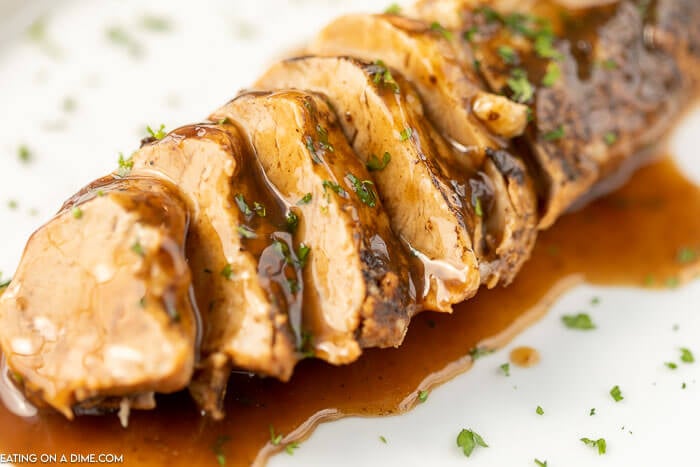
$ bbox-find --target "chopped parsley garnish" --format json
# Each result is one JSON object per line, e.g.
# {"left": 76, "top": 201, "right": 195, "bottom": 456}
{"left": 299, "top": 331, "right": 315, "bottom": 358}
{"left": 296, "top": 244, "right": 311, "bottom": 268}
{"left": 379, "top": 435, "right": 388, "bottom": 444}
{"left": 269, "top": 425, "right": 283, "bottom": 446}
{"left": 237, "top": 225, "right": 257, "bottom": 239}
{"left": 234, "top": 193, "right": 253, "bottom": 216}
{"left": 506, "top": 68, "right": 534, "bottom": 103}
{"left": 253, "top": 202, "right": 266, "bottom": 217}
{"left": 590, "top": 408, "right": 596, "bottom": 416}
{"left": 384, "top": 3, "right": 401, "bottom": 14}
{"left": 71, "top": 207, "right": 83, "bottom": 219}
{"left": 536, "top": 405, "right": 544, "bottom": 415}
{"left": 581, "top": 437, "right": 607, "bottom": 455}
{"left": 221, "top": 264, "right": 234, "bottom": 280}
{"left": 541, "top": 61, "right": 561, "bottom": 87}
{"left": 106, "top": 26, "right": 142, "bottom": 57}
{"left": 368, "top": 60, "right": 400, "bottom": 94}
{"left": 601, "top": 58, "right": 618, "bottom": 70}
{"left": 212, "top": 435, "right": 230, "bottom": 467}
{"left": 469, "top": 347, "right": 493, "bottom": 360}
{"left": 463, "top": 26, "right": 478, "bottom": 42}
{"left": 665, "top": 362, "right": 678, "bottom": 370}
{"left": 400, "top": 127, "right": 413, "bottom": 141}
{"left": 666, "top": 276, "right": 680, "bottom": 288}
{"left": 473, "top": 196, "right": 483, "bottom": 217}
{"left": 682, "top": 382, "right": 687, "bottom": 389}
{"left": 287, "top": 279, "right": 300, "bottom": 293}
{"left": 322, "top": 180, "right": 347, "bottom": 197}
{"left": 604, "top": 131, "right": 618, "bottom": 145}
{"left": 117, "top": 152, "right": 134, "bottom": 177}
{"left": 543, "top": 125, "right": 565, "bottom": 141}
{"left": 680, "top": 347, "right": 694, "bottom": 363}
{"left": 534, "top": 33, "right": 562, "bottom": 60}
{"left": 497, "top": 45, "right": 518, "bottom": 65}
{"left": 0, "top": 278, "right": 10, "bottom": 289}
{"left": 590, "top": 296, "right": 601, "bottom": 306}
{"left": 146, "top": 124, "right": 167, "bottom": 140}
{"left": 131, "top": 240, "right": 145, "bottom": 257}
{"left": 273, "top": 240, "right": 292, "bottom": 263}
{"left": 456, "top": 429, "right": 488, "bottom": 458}
{"left": 18, "top": 145, "right": 32, "bottom": 164}
{"left": 141, "top": 15, "right": 171, "bottom": 32}
{"left": 535, "top": 460, "right": 548, "bottom": 467}
{"left": 562, "top": 313, "right": 595, "bottom": 330}
{"left": 304, "top": 135, "right": 322, "bottom": 163}
{"left": 298, "top": 193, "right": 313, "bottom": 205}
{"left": 367, "top": 152, "right": 391, "bottom": 171}
{"left": 473, "top": 59, "right": 482, "bottom": 72}
{"left": 7, "top": 200, "right": 18, "bottom": 210}
{"left": 476, "top": 6, "right": 503, "bottom": 23}
{"left": 499, "top": 362, "right": 510, "bottom": 376}
{"left": 62, "top": 97, "right": 77, "bottom": 113}
{"left": 347, "top": 174, "right": 377, "bottom": 207}
{"left": 610, "top": 385, "right": 624, "bottom": 402}
{"left": 285, "top": 210, "right": 299, "bottom": 232}
{"left": 677, "top": 247, "right": 697, "bottom": 264}
{"left": 430, "top": 22, "right": 453, "bottom": 40}
{"left": 285, "top": 442, "right": 300, "bottom": 455}
{"left": 418, "top": 390, "right": 429, "bottom": 403}
{"left": 316, "top": 125, "right": 334, "bottom": 154}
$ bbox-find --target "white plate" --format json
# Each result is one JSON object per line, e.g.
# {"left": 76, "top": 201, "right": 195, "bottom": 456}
{"left": 0, "top": 1, "right": 698, "bottom": 466}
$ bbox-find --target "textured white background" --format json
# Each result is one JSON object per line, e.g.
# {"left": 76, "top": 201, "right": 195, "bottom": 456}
{"left": 0, "top": 1, "right": 698, "bottom": 466}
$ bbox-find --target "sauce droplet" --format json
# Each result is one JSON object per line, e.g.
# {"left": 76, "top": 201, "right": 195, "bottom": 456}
{"left": 509, "top": 346, "right": 541, "bottom": 368}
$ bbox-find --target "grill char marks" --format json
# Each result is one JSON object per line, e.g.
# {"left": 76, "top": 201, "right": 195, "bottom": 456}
{"left": 212, "top": 90, "right": 413, "bottom": 364}
{"left": 0, "top": 177, "right": 197, "bottom": 418}
{"left": 131, "top": 125, "right": 297, "bottom": 418}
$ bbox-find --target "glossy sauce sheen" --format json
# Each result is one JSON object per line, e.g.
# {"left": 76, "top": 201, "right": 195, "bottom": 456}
{"left": 1, "top": 156, "right": 699, "bottom": 465}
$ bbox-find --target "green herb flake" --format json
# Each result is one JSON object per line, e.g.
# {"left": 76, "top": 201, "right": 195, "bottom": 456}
{"left": 474, "top": 197, "right": 483, "bottom": 217}
{"left": 430, "top": 21, "right": 453, "bottom": 40}
{"left": 221, "top": 264, "right": 234, "bottom": 280}
{"left": 400, "top": 127, "right": 413, "bottom": 141}
{"left": 62, "top": 97, "right": 77, "bottom": 113}
{"left": 680, "top": 347, "right": 694, "bottom": 363}
{"left": 677, "top": 247, "right": 697, "bottom": 264}
{"left": 536, "top": 405, "right": 544, "bottom": 415}
{"left": 316, "top": 124, "right": 334, "bottom": 153}
{"left": 18, "top": 145, "right": 32, "bottom": 164}
{"left": 418, "top": 390, "right": 429, "bottom": 403}
{"left": 456, "top": 428, "right": 488, "bottom": 458}
{"left": 296, "top": 244, "right": 311, "bottom": 268}
{"left": 234, "top": 193, "right": 253, "bottom": 216}
{"left": 499, "top": 362, "right": 510, "bottom": 376}
{"left": 106, "top": 26, "right": 142, "bottom": 57}
{"left": 146, "top": 124, "right": 167, "bottom": 140}
{"left": 541, "top": 61, "right": 561, "bottom": 87}
{"left": 665, "top": 362, "right": 678, "bottom": 370}
{"left": 534, "top": 33, "right": 562, "bottom": 60}
{"left": 0, "top": 278, "right": 10, "bottom": 289}
{"left": 463, "top": 26, "right": 478, "bottom": 42}
{"left": 237, "top": 225, "right": 257, "bottom": 239}
{"left": 367, "top": 152, "right": 391, "bottom": 171}
{"left": 131, "top": 240, "right": 145, "bottom": 257}
{"left": 71, "top": 207, "right": 83, "bottom": 219}
{"left": 535, "top": 460, "right": 548, "bottom": 467}
{"left": 379, "top": 435, "right": 388, "bottom": 444}
{"left": 384, "top": 3, "right": 401, "bottom": 14}
{"left": 610, "top": 385, "right": 624, "bottom": 402}
{"left": 590, "top": 296, "right": 601, "bottom": 306}
{"left": 347, "top": 174, "right": 377, "bottom": 207}
{"left": 286, "top": 210, "right": 299, "bottom": 232}
{"left": 543, "top": 125, "right": 565, "bottom": 141}
{"left": 298, "top": 193, "right": 313, "bottom": 205}
{"left": 253, "top": 202, "right": 266, "bottom": 217}
{"left": 299, "top": 330, "right": 315, "bottom": 358}
{"left": 561, "top": 312, "right": 595, "bottom": 330}
{"left": 476, "top": 6, "right": 503, "bottom": 23}
{"left": 141, "top": 15, "right": 172, "bottom": 32}
{"left": 601, "top": 58, "right": 618, "bottom": 70}
{"left": 590, "top": 408, "right": 596, "bottom": 416}
{"left": 666, "top": 276, "right": 680, "bottom": 288}
{"left": 498, "top": 45, "right": 518, "bottom": 65}
{"left": 212, "top": 435, "right": 230, "bottom": 467}
{"left": 506, "top": 68, "right": 534, "bottom": 103}
{"left": 604, "top": 131, "right": 618, "bottom": 146}
{"left": 322, "top": 180, "right": 347, "bottom": 197}
{"left": 581, "top": 437, "right": 607, "bottom": 455}
{"left": 368, "top": 60, "right": 400, "bottom": 94}
{"left": 7, "top": 200, "right": 18, "bottom": 210}
{"left": 469, "top": 347, "right": 493, "bottom": 360}
{"left": 682, "top": 382, "right": 687, "bottom": 389}
{"left": 285, "top": 442, "right": 300, "bottom": 455}
{"left": 117, "top": 152, "right": 134, "bottom": 177}
{"left": 269, "top": 425, "right": 283, "bottom": 446}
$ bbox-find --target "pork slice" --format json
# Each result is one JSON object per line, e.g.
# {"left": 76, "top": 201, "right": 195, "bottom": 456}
{"left": 255, "top": 56, "right": 481, "bottom": 311}
{"left": 0, "top": 177, "right": 196, "bottom": 418}
{"left": 212, "top": 90, "right": 413, "bottom": 364}
{"left": 132, "top": 125, "right": 297, "bottom": 418}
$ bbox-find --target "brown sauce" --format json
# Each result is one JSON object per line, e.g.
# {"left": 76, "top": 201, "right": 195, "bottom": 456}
{"left": 1, "top": 155, "right": 700, "bottom": 465}
{"left": 509, "top": 346, "right": 541, "bottom": 368}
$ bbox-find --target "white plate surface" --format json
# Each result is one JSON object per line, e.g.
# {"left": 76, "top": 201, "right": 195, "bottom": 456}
{"left": 0, "top": 1, "right": 698, "bottom": 466}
